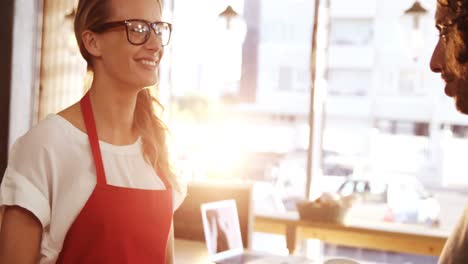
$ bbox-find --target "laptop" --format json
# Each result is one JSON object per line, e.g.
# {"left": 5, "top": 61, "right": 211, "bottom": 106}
{"left": 201, "top": 199, "right": 313, "bottom": 264}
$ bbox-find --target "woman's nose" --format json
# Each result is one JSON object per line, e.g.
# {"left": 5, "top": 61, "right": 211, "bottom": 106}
{"left": 145, "top": 29, "right": 163, "bottom": 50}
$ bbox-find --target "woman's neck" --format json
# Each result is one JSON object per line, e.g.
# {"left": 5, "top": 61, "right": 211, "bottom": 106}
{"left": 87, "top": 76, "right": 140, "bottom": 145}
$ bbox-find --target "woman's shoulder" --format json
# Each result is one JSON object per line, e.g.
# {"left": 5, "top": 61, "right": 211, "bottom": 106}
{"left": 13, "top": 104, "right": 83, "bottom": 152}
{"left": 56, "top": 102, "right": 84, "bottom": 133}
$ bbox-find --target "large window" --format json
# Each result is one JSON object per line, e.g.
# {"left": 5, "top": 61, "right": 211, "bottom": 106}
{"left": 166, "top": 0, "right": 316, "bottom": 214}
{"left": 165, "top": 0, "right": 467, "bottom": 242}
{"left": 321, "top": 0, "right": 467, "bottom": 239}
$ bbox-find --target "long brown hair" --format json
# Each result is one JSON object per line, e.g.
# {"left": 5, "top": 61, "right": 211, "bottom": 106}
{"left": 74, "top": 0, "right": 181, "bottom": 192}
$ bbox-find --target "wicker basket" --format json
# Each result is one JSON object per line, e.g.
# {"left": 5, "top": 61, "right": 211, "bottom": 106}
{"left": 297, "top": 200, "right": 349, "bottom": 223}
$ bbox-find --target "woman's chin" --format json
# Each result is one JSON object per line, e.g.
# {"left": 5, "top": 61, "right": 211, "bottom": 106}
{"left": 135, "top": 76, "right": 158, "bottom": 88}
{"left": 143, "top": 79, "right": 157, "bottom": 87}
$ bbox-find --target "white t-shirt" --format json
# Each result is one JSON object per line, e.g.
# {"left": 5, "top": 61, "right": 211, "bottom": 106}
{"left": 0, "top": 114, "right": 186, "bottom": 264}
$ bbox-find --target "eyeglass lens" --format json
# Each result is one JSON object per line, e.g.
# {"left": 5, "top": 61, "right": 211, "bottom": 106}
{"left": 126, "top": 21, "right": 171, "bottom": 46}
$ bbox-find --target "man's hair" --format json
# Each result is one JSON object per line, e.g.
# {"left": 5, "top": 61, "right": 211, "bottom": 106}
{"left": 438, "top": 0, "right": 468, "bottom": 78}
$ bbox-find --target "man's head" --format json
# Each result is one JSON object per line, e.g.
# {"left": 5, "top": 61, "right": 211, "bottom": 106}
{"left": 431, "top": 0, "right": 468, "bottom": 114}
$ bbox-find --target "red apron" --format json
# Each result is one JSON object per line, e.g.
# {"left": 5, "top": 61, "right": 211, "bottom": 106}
{"left": 56, "top": 93, "right": 173, "bottom": 263}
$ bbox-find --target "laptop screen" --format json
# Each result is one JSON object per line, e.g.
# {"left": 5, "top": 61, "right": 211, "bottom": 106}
{"left": 201, "top": 200, "right": 244, "bottom": 259}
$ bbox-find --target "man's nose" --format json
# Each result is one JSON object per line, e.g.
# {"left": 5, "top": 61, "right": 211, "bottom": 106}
{"left": 430, "top": 41, "right": 444, "bottom": 73}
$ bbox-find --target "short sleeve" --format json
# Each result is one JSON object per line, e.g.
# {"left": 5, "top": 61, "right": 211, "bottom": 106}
{"left": 438, "top": 206, "right": 468, "bottom": 264}
{"left": 0, "top": 138, "right": 52, "bottom": 227}
{"left": 172, "top": 180, "right": 187, "bottom": 212}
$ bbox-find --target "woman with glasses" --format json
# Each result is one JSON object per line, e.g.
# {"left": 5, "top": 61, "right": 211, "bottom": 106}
{"left": 0, "top": 0, "right": 185, "bottom": 263}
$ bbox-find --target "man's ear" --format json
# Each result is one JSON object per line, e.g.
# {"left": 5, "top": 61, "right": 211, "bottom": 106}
{"left": 81, "top": 30, "right": 102, "bottom": 57}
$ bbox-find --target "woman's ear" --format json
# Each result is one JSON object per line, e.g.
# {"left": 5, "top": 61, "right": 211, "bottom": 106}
{"left": 81, "top": 30, "right": 102, "bottom": 57}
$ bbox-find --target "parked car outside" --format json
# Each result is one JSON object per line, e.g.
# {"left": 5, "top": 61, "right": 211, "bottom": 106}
{"left": 336, "top": 175, "right": 440, "bottom": 226}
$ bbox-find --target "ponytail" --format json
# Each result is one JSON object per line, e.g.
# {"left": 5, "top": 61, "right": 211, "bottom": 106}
{"left": 134, "top": 88, "right": 181, "bottom": 193}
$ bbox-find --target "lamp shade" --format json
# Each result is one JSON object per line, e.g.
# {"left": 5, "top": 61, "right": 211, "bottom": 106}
{"left": 400, "top": 1, "right": 429, "bottom": 61}
{"left": 216, "top": 5, "right": 247, "bottom": 44}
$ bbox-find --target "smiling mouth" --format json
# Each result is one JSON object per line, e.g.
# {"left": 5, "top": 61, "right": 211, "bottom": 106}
{"left": 442, "top": 73, "right": 454, "bottom": 83}
{"left": 138, "top": 59, "right": 157, "bottom": 67}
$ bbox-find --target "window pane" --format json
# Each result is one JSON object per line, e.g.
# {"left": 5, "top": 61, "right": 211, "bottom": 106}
{"left": 167, "top": 0, "right": 316, "bottom": 215}
{"left": 330, "top": 18, "right": 373, "bottom": 46}
{"left": 320, "top": 2, "right": 462, "bottom": 249}
{"left": 328, "top": 69, "right": 371, "bottom": 96}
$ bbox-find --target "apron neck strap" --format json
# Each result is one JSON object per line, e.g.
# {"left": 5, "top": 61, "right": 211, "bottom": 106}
{"left": 80, "top": 92, "right": 107, "bottom": 185}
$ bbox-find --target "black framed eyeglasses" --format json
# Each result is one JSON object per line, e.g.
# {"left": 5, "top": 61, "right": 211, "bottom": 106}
{"left": 91, "top": 19, "right": 172, "bottom": 46}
